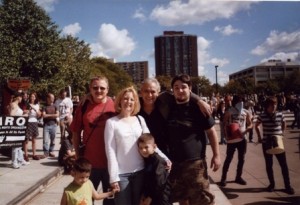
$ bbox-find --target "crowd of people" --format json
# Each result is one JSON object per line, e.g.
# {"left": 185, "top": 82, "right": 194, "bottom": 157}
{"left": 4, "top": 74, "right": 297, "bottom": 204}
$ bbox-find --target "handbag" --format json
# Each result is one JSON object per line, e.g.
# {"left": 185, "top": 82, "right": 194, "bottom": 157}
{"left": 265, "top": 135, "right": 284, "bottom": 154}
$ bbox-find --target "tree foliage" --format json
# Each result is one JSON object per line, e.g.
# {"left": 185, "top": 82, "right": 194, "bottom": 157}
{"left": 0, "top": 0, "right": 94, "bottom": 100}
{"left": 190, "top": 76, "right": 212, "bottom": 97}
{"left": 156, "top": 75, "right": 172, "bottom": 91}
{"left": 90, "top": 57, "right": 133, "bottom": 97}
{"left": 281, "top": 70, "right": 300, "bottom": 95}
{"left": 0, "top": 0, "right": 61, "bottom": 88}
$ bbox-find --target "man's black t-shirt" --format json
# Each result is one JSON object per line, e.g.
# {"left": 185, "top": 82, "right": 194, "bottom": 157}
{"left": 166, "top": 99, "right": 215, "bottom": 163}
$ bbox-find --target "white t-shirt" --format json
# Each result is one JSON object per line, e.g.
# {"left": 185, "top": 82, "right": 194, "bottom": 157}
{"left": 104, "top": 115, "right": 149, "bottom": 183}
{"left": 226, "top": 106, "right": 250, "bottom": 144}
{"left": 55, "top": 97, "right": 73, "bottom": 120}
{"left": 28, "top": 104, "right": 40, "bottom": 122}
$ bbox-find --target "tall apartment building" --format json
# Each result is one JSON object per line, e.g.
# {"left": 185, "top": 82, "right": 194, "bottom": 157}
{"left": 155, "top": 31, "right": 198, "bottom": 77}
{"left": 229, "top": 59, "right": 300, "bottom": 85}
{"left": 116, "top": 61, "right": 148, "bottom": 84}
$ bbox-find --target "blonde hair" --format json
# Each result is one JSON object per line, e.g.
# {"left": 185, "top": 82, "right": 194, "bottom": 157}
{"left": 114, "top": 86, "right": 140, "bottom": 115}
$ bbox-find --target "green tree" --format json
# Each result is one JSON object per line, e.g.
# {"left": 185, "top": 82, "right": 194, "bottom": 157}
{"left": 190, "top": 76, "right": 212, "bottom": 96}
{"left": 156, "top": 75, "right": 172, "bottom": 91}
{"left": 282, "top": 71, "right": 300, "bottom": 94}
{"left": 0, "top": 0, "right": 95, "bottom": 101}
{"left": 56, "top": 36, "right": 92, "bottom": 96}
{"left": 91, "top": 57, "right": 133, "bottom": 97}
{"left": 223, "top": 80, "right": 244, "bottom": 95}
{"left": 0, "top": 0, "right": 61, "bottom": 89}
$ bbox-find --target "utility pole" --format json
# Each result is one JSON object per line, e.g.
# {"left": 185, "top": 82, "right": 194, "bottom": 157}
{"left": 215, "top": 65, "right": 219, "bottom": 94}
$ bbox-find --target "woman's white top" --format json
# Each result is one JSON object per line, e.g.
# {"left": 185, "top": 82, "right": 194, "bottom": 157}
{"left": 104, "top": 115, "right": 149, "bottom": 183}
{"left": 15, "top": 107, "right": 23, "bottom": 116}
{"left": 28, "top": 104, "right": 40, "bottom": 122}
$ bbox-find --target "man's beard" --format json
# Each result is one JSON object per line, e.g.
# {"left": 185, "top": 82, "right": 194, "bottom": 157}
{"left": 175, "top": 97, "right": 189, "bottom": 103}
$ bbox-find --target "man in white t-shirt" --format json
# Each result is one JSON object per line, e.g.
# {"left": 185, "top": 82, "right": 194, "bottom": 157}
{"left": 220, "top": 95, "right": 252, "bottom": 187}
{"left": 55, "top": 89, "right": 73, "bottom": 142}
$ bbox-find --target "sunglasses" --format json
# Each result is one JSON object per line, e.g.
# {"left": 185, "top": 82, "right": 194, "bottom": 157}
{"left": 92, "top": 86, "right": 107, "bottom": 91}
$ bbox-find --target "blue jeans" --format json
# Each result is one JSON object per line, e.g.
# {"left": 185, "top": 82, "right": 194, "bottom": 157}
{"left": 114, "top": 169, "right": 144, "bottom": 205}
{"left": 43, "top": 124, "right": 57, "bottom": 154}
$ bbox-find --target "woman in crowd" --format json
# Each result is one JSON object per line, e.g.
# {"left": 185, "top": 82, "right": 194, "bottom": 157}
{"left": 24, "top": 92, "right": 42, "bottom": 161}
{"left": 104, "top": 86, "right": 169, "bottom": 205}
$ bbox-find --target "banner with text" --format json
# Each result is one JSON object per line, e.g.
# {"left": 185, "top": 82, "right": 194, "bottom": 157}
{"left": 0, "top": 116, "right": 28, "bottom": 149}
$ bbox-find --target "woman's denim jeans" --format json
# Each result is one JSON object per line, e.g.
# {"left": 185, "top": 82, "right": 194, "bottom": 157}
{"left": 114, "top": 169, "right": 144, "bottom": 205}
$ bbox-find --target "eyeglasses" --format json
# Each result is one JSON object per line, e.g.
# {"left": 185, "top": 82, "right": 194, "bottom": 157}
{"left": 92, "top": 86, "right": 107, "bottom": 91}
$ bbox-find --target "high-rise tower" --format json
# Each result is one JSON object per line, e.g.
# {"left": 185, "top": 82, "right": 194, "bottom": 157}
{"left": 154, "top": 31, "right": 198, "bottom": 77}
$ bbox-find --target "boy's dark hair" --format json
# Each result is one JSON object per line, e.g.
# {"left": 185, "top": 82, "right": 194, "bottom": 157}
{"left": 171, "top": 74, "right": 192, "bottom": 88}
{"left": 137, "top": 133, "right": 155, "bottom": 146}
{"left": 264, "top": 96, "right": 277, "bottom": 110}
{"left": 73, "top": 157, "right": 92, "bottom": 173}
{"left": 232, "top": 95, "right": 244, "bottom": 107}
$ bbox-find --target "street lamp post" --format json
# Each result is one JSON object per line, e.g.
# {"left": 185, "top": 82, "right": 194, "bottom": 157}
{"left": 215, "top": 65, "right": 219, "bottom": 94}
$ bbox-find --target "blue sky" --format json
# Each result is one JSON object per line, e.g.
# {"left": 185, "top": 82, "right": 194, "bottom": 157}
{"left": 35, "top": 0, "right": 300, "bottom": 85}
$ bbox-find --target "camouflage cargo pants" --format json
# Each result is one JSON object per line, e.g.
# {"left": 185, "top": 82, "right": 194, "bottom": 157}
{"left": 169, "top": 159, "right": 215, "bottom": 205}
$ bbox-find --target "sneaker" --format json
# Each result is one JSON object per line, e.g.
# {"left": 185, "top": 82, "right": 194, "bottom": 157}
{"left": 285, "top": 187, "right": 295, "bottom": 195}
{"left": 12, "top": 163, "right": 20, "bottom": 169}
{"left": 267, "top": 184, "right": 274, "bottom": 192}
{"left": 219, "top": 180, "right": 227, "bottom": 187}
{"left": 235, "top": 177, "right": 247, "bottom": 185}
{"left": 21, "top": 160, "right": 30, "bottom": 166}
{"left": 49, "top": 152, "right": 56, "bottom": 157}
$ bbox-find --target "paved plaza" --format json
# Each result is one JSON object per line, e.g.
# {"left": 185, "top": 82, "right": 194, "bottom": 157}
{"left": 0, "top": 118, "right": 299, "bottom": 205}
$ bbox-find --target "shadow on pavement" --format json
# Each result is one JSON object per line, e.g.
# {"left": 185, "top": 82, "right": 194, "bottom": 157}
{"left": 40, "top": 161, "right": 60, "bottom": 167}
{"left": 244, "top": 196, "right": 300, "bottom": 205}
{"left": 220, "top": 186, "right": 267, "bottom": 197}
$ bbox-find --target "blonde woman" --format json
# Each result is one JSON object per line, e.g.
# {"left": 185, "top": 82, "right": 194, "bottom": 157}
{"left": 104, "top": 86, "right": 169, "bottom": 205}
{"left": 8, "top": 92, "right": 30, "bottom": 169}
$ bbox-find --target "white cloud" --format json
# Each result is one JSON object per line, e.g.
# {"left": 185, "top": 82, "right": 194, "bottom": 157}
{"left": 251, "top": 30, "right": 300, "bottom": 56}
{"left": 210, "top": 58, "right": 230, "bottom": 68}
{"left": 260, "top": 52, "right": 300, "bottom": 63}
{"left": 150, "top": 0, "right": 254, "bottom": 26}
{"left": 218, "top": 70, "right": 229, "bottom": 86}
{"left": 132, "top": 7, "right": 147, "bottom": 22}
{"left": 90, "top": 23, "right": 136, "bottom": 59}
{"left": 214, "top": 25, "right": 242, "bottom": 36}
{"left": 35, "top": 0, "right": 58, "bottom": 12}
{"left": 197, "top": 36, "right": 212, "bottom": 67}
{"left": 62, "top": 23, "right": 82, "bottom": 37}
{"left": 196, "top": 36, "right": 229, "bottom": 85}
